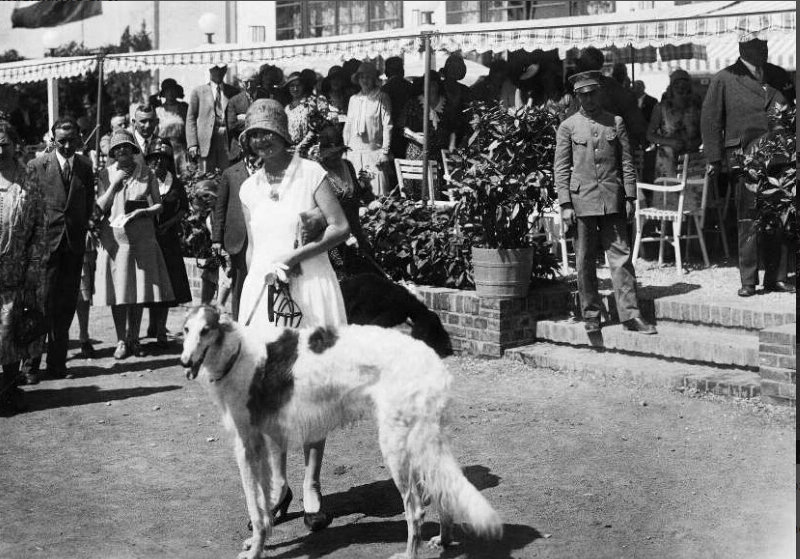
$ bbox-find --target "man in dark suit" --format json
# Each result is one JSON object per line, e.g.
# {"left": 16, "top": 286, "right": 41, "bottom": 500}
{"left": 632, "top": 80, "right": 657, "bottom": 124}
{"left": 212, "top": 151, "right": 257, "bottom": 320}
{"left": 554, "top": 71, "right": 655, "bottom": 335}
{"left": 187, "top": 63, "right": 240, "bottom": 174}
{"left": 701, "top": 36, "right": 795, "bottom": 297}
{"left": 22, "top": 118, "right": 95, "bottom": 382}
{"left": 633, "top": 80, "right": 658, "bottom": 182}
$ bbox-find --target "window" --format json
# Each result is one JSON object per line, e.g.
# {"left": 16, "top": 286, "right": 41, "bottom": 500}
{"left": 250, "top": 25, "right": 266, "bottom": 42}
{"left": 446, "top": 0, "right": 615, "bottom": 23}
{"left": 276, "top": 0, "right": 402, "bottom": 40}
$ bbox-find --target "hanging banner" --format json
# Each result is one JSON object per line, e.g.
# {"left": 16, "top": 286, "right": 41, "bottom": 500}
{"left": 11, "top": 1, "right": 102, "bottom": 29}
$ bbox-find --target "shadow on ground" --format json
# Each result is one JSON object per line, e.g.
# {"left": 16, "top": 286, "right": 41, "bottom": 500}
{"left": 67, "top": 358, "right": 180, "bottom": 378}
{"left": 266, "top": 520, "right": 542, "bottom": 559}
{"left": 24, "top": 384, "right": 182, "bottom": 411}
{"left": 267, "top": 464, "right": 533, "bottom": 558}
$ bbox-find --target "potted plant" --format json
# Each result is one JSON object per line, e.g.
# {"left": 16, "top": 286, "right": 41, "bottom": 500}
{"left": 449, "top": 101, "right": 560, "bottom": 297}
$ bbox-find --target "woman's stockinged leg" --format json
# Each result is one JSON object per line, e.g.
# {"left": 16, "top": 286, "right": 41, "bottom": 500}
{"left": 111, "top": 305, "right": 128, "bottom": 341}
{"left": 303, "top": 439, "right": 326, "bottom": 513}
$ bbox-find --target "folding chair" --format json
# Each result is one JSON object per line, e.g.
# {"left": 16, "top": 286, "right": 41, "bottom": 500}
{"left": 632, "top": 152, "right": 711, "bottom": 273}
{"left": 394, "top": 158, "right": 440, "bottom": 200}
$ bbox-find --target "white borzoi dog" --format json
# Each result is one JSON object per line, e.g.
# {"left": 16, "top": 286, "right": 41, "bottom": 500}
{"left": 180, "top": 305, "right": 502, "bottom": 559}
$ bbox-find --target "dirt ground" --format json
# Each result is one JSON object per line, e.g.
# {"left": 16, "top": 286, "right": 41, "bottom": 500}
{"left": 0, "top": 307, "right": 795, "bottom": 559}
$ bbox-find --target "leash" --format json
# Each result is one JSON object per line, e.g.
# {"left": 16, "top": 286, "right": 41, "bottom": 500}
{"left": 244, "top": 276, "right": 303, "bottom": 328}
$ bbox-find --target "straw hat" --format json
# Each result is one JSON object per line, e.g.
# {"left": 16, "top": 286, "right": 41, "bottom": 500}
{"left": 108, "top": 129, "right": 140, "bottom": 154}
{"left": 239, "top": 99, "right": 291, "bottom": 147}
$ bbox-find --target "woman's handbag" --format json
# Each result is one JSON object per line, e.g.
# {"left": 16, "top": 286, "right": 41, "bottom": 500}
{"left": 13, "top": 292, "right": 47, "bottom": 346}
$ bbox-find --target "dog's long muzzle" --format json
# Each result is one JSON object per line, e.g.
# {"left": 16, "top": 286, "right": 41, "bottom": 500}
{"left": 181, "top": 343, "right": 210, "bottom": 380}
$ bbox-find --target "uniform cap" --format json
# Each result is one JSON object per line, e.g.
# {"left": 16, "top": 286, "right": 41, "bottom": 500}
{"left": 570, "top": 70, "right": 602, "bottom": 93}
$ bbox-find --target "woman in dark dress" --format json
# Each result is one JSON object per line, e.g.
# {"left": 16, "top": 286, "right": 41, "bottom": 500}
{"left": 144, "top": 138, "right": 192, "bottom": 346}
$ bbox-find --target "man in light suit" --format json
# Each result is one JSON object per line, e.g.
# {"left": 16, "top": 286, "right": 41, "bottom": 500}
{"left": 554, "top": 71, "right": 656, "bottom": 335}
{"left": 701, "top": 36, "right": 795, "bottom": 297}
{"left": 22, "top": 118, "right": 95, "bottom": 382}
{"left": 186, "top": 63, "right": 240, "bottom": 174}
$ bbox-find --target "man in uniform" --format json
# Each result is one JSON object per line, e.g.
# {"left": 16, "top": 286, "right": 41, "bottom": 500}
{"left": 554, "top": 71, "right": 656, "bottom": 335}
{"left": 701, "top": 35, "right": 795, "bottom": 297}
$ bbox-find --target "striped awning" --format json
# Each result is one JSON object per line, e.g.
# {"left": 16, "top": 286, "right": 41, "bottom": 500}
{"left": 433, "top": 1, "right": 795, "bottom": 57}
{"left": 103, "top": 29, "right": 420, "bottom": 75}
{"left": 0, "top": 55, "right": 97, "bottom": 85}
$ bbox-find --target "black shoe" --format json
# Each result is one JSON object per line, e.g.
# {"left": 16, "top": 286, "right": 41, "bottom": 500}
{"left": 737, "top": 285, "right": 756, "bottom": 297}
{"left": 271, "top": 487, "right": 293, "bottom": 523}
{"left": 303, "top": 510, "right": 331, "bottom": 532}
{"left": 78, "top": 341, "right": 96, "bottom": 359}
{"left": 46, "top": 369, "right": 69, "bottom": 379}
{"left": 584, "top": 317, "right": 601, "bottom": 333}
{"left": 764, "top": 281, "right": 795, "bottom": 294}
{"left": 23, "top": 371, "right": 40, "bottom": 385}
{"left": 622, "top": 318, "right": 657, "bottom": 335}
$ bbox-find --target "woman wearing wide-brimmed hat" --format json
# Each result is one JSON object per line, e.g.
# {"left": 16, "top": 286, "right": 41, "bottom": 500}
{"left": 647, "top": 69, "right": 702, "bottom": 178}
{"left": 316, "top": 124, "right": 375, "bottom": 278}
{"left": 155, "top": 78, "right": 190, "bottom": 174}
{"left": 143, "top": 138, "right": 191, "bottom": 346}
{"left": 284, "top": 70, "right": 320, "bottom": 145}
{"left": 343, "top": 61, "right": 392, "bottom": 196}
{"left": 237, "top": 99, "right": 350, "bottom": 532}
{"left": 94, "top": 130, "right": 174, "bottom": 360}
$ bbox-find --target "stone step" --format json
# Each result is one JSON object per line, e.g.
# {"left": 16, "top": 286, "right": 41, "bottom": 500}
{"left": 506, "top": 342, "right": 761, "bottom": 399}
{"left": 533, "top": 319, "right": 760, "bottom": 369}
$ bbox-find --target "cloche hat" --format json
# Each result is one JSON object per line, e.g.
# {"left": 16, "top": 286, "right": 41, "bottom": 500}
{"left": 239, "top": 99, "right": 291, "bottom": 147}
{"left": 108, "top": 129, "right": 140, "bottom": 154}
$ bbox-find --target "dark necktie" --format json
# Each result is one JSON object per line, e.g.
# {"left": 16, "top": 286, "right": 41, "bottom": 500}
{"left": 61, "top": 159, "right": 71, "bottom": 188}
{"left": 214, "top": 84, "right": 223, "bottom": 123}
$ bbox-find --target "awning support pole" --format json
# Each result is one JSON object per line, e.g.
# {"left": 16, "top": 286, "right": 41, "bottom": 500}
{"left": 47, "top": 77, "right": 59, "bottom": 131}
{"left": 421, "top": 30, "right": 432, "bottom": 205}
{"left": 629, "top": 43, "right": 635, "bottom": 82}
{"left": 94, "top": 55, "right": 104, "bottom": 166}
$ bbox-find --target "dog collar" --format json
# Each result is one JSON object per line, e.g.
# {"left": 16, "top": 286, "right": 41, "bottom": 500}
{"left": 212, "top": 342, "right": 241, "bottom": 383}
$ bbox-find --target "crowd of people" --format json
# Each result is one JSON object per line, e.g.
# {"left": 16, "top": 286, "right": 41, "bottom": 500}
{"left": 0, "top": 42, "right": 795, "bottom": 526}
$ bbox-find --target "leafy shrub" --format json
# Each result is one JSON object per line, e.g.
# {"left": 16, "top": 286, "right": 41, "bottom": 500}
{"left": 179, "top": 170, "right": 228, "bottom": 270}
{"left": 449, "top": 101, "right": 560, "bottom": 250}
{"left": 360, "top": 197, "right": 474, "bottom": 289}
{"left": 741, "top": 103, "right": 796, "bottom": 247}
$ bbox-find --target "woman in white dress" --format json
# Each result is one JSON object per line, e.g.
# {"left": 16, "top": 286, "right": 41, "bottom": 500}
{"left": 237, "top": 99, "right": 350, "bottom": 532}
{"left": 343, "top": 62, "right": 392, "bottom": 196}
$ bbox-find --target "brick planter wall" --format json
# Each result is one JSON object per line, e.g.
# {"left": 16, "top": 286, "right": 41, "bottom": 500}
{"left": 417, "top": 285, "right": 572, "bottom": 357}
{"left": 758, "top": 323, "right": 796, "bottom": 406}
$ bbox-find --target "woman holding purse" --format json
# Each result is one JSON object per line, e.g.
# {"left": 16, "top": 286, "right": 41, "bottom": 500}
{"left": 237, "top": 99, "right": 350, "bottom": 532}
{"left": 0, "top": 121, "right": 47, "bottom": 416}
{"left": 94, "top": 130, "right": 174, "bottom": 360}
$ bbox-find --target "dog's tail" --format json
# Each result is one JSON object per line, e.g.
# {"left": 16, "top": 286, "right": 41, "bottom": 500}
{"left": 408, "top": 420, "right": 503, "bottom": 540}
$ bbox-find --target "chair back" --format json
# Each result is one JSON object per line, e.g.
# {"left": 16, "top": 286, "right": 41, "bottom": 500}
{"left": 394, "top": 158, "right": 439, "bottom": 200}
{"left": 676, "top": 151, "right": 709, "bottom": 216}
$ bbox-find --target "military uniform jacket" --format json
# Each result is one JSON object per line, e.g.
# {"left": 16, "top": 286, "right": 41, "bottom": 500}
{"left": 554, "top": 109, "right": 637, "bottom": 217}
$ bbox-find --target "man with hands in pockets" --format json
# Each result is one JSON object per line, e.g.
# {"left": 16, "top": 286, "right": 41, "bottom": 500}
{"left": 554, "top": 71, "right": 656, "bottom": 335}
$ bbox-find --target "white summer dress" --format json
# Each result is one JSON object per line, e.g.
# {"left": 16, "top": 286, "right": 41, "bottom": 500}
{"left": 238, "top": 156, "right": 347, "bottom": 329}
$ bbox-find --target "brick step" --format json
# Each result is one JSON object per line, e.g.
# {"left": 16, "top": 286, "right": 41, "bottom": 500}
{"left": 591, "top": 290, "right": 796, "bottom": 333}
{"left": 533, "top": 319, "right": 760, "bottom": 369}
{"left": 506, "top": 342, "right": 761, "bottom": 398}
